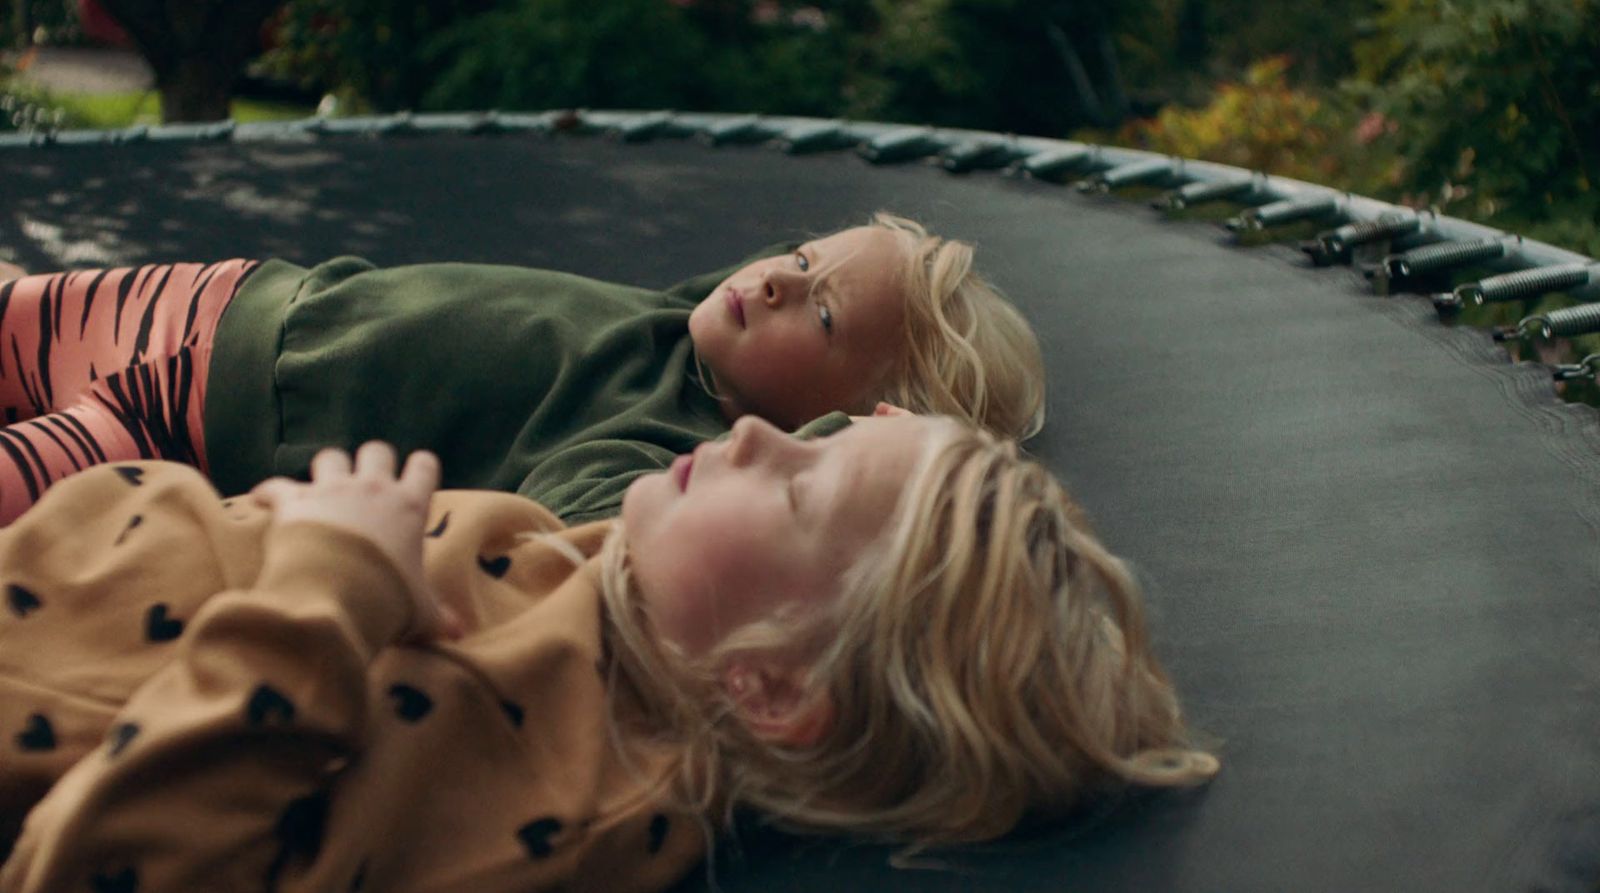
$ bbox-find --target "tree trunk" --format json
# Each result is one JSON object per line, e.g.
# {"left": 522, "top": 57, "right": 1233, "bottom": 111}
{"left": 158, "top": 59, "right": 233, "bottom": 123}
{"left": 97, "top": 0, "right": 286, "bottom": 123}
{"left": 11, "top": 0, "right": 30, "bottom": 49}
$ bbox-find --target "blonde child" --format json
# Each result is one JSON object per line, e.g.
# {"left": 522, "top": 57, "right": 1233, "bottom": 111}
{"left": 0, "top": 213, "right": 1043, "bottom": 525}
{"left": 0, "top": 415, "right": 1208, "bottom": 892}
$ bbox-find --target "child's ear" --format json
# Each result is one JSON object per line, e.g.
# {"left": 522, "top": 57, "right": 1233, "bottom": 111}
{"left": 721, "top": 660, "right": 836, "bottom": 749}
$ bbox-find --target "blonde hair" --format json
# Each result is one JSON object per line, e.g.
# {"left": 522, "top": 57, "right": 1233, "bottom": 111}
{"left": 868, "top": 212, "right": 1046, "bottom": 441}
{"left": 597, "top": 418, "right": 1216, "bottom": 851}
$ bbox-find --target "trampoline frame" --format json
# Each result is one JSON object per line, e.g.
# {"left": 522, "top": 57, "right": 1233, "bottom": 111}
{"left": 3, "top": 107, "right": 1594, "bottom": 283}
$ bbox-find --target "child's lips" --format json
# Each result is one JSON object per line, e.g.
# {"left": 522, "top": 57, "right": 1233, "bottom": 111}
{"left": 725, "top": 288, "right": 746, "bottom": 328}
{"left": 673, "top": 453, "right": 693, "bottom": 491}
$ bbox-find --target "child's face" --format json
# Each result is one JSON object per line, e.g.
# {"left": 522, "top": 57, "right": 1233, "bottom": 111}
{"left": 689, "top": 226, "right": 908, "bottom": 429}
{"left": 621, "top": 414, "right": 933, "bottom": 657}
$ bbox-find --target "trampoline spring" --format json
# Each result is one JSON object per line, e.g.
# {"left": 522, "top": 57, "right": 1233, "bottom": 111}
{"left": 144, "top": 120, "right": 235, "bottom": 143}
{"left": 464, "top": 110, "right": 502, "bottom": 135}
{"left": 379, "top": 111, "right": 416, "bottom": 136}
{"left": 859, "top": 127, "right": 947, "bottom": 164}
{"left": 307, "top": 112, "right": 415, "bottom": 137}
{"left": 942, "top": 138, "right": 1024, "bottom": 173}
{"left": 1317, "top": 213, "right": 1421, "bottom": 255}
{"left": 1154, "top": 176, "right": 1253, "bottom": 210}
{"left": 1303, "top": 213, "right": 1420, "bottom": 266}
{"left": 1225, "top": 194, "right": 1340, "bottom": 233}
{"left": 1018, "top": 145, "right": 1095, "bottom": 181}
{"left": 1553, "top": 353, "right": 1600, "bottom": 381}
{"left": 1454, "top": 263, "right": 1595, "bottom": 306}
{"left": 701, "top": 115, "right": 773, "bottom": 146}
{"left": 110, "top": 125, "right": 150, "bottom": 145}
{"left": 1383, "top": 237, "right": 1508, "bottom": 279}
{"left": 779, "top": 122, "right": 859, "bottom": 155}
{"left": 1525, "top": 302, "right": 1600, "bottom": 340}
{"left": 1075, "top": 157, "right": 1175, "bottom": 194}
{"left": 615, "top": 112, "right": 676, "bottom": 143}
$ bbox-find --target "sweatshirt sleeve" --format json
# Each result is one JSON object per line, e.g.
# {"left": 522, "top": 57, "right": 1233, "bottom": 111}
{"left": 522, "top": 414, "right": 852, "bottom": 525}
{"left": 0, "top": 521, "right": 415, "bottom": 893}
{"left": 517, "top": 438, "right": 677, "bottom": 525}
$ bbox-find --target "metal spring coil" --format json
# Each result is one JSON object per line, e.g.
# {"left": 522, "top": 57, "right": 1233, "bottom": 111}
{"left": 1533, "top": 302, "right": 1600, "bottom": 339}
{"left": 1321, "top": 214, "right": 1419, "bottom": 252}
{"left": 860, "top": 129, "right": 946, "bottom": 164}
{"left": 942, "top": 139, "right": 1019, "bottom": 173}
{"left": 1157, "top": 177, "right": 1252, "bottom": 210}
{"left": 1020, "top": 146, "right": 1093, "bottom": 180}
{"left": 1457, "top": 263, "right": 1593, "bottom": 305}
{"left": 1228, "top": 194, "right": 1338, "bottom": 232}
{"left": 1384, "top": 237, "right": 1506, "bottom": 278}
{"left": 1076, "top": 158, "right": 1172, "bottom": 193}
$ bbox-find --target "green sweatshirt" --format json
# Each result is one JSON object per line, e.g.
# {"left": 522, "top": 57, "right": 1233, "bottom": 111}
{"left": 205, "top": 252, "right": 847, "bottom": 523}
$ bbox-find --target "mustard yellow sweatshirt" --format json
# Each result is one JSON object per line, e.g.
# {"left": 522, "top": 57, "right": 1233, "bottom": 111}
{"left": 0, "top": 461, "right": 702, "bottom": 892}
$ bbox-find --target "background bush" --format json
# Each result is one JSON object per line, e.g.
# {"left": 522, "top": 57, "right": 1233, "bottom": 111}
{"left": 1354, "top": 0, "right": 1599, "bottom": 254}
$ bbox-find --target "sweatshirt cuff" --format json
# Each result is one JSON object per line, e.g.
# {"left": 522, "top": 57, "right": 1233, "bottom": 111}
{"left": 793, "top": 410, "right": 852, "bottom": 439}
{"left": 254, "top": 521, "right": 417, "bottom": 658}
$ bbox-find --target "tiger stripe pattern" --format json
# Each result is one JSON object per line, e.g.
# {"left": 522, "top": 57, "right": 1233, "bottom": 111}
{"left": 0, "top": 260, "right": 257, "bottom": 524}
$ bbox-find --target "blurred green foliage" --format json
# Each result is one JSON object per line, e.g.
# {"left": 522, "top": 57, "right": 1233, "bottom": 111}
{"left": 260, "top": 0, "right": 499, "bottom": 113}
{"left": 1101, "top": 1, "right": 1599, "bottom": 257}
{"left": 1107, "top": 57, "right": 1395, "bottom": 187}
{"left": 421, "top": 0, "right": 718, "bottom": 112}
{"left": 1354, "top": 0, "right": 1599, "bottom": 255}
{"left": 2, "top": 0, "right": 82, "bottom": 48}
{"left": 260, "top": 0, "right": 1141, "bottom": 133}
{"left": 1113, "top": 0, "right": 1383, "bottom": 104}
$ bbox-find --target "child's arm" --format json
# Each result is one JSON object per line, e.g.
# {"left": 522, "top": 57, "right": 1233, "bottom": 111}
{"left": 0, "top": 445, "right": 446, "bottom": 893}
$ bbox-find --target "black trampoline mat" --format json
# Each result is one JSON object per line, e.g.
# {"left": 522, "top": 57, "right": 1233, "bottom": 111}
{"left": 3, "top": 133, "right": 1599, "bottom": 892}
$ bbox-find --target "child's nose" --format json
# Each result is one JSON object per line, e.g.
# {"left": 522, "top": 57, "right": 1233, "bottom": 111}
{"left": 727, "top": 415, "right": 791, "bottom": 465}
{"left": 762, "top": 270, "right": 800, "bottom": 307}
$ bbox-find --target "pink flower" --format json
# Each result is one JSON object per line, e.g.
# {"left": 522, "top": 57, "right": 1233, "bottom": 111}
{"left": 1356, "top": 111, "right": 1393, "bottom": 145}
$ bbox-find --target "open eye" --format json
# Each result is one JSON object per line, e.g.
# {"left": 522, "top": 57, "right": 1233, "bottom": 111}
{"left": 795, "top": 252, "right": 810, "bottom": 272}
{"left": 818, "top": 304, "right": 833, "bottom": 334}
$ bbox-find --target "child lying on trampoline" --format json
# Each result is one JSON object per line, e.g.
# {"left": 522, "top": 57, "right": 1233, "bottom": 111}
{"left": 0, "top": 213, "right": 1044, "bottom": 525}
{"left": 0, "top": 414, "right": 1212, "bottom": 892}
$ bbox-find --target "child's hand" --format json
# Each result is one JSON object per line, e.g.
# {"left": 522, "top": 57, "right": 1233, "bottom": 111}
{"left": 250, "top": 442, "right": 462, "bottom": 642}
{"left": 850, "top": 401, "right": 914, "bottom": 423}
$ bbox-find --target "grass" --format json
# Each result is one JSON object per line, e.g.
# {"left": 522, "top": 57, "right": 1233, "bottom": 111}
{"left": 46, "top": 89, "right": 314, "bottom": 129}
{"left": 0, "top": 77, "right": 316, "bottom": 130}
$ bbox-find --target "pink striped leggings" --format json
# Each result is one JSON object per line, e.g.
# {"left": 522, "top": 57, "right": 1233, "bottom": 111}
{"left": 0, "top": 261, "right": 257, "bottom": 524}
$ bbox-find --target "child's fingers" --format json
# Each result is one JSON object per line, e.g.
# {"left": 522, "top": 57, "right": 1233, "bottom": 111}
{"left": 353, "top": 441, "right": 399, "bottom": 480}
{"left": 399, "top": 450, "right": 441, "bottom": 494}
{"left": 434, "top": 603, "right": 465, "bottom": 641}
{"left": 310, "top": 447, "right": 354, "bottom": 480}
{"left": 248, "top": 477, "right": 296, "bottom": 507}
